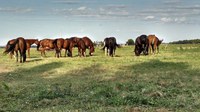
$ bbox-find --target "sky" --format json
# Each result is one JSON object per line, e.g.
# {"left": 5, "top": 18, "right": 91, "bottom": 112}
{"left": 0, "top": 0, "right": 200, "bottom": 45}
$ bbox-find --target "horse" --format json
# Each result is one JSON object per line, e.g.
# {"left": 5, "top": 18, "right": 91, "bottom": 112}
{"left": 25, "top": 39, "right": 39, "bottom": 58}
{"left": 69, "top": 37, "right": 87, "bottom": 57}
{"left": 82, "top": 36, "right": 95, "bottom": 56}
{"left": 148, "top": 35, "right": 163, "bottom": 54}
{"left": 134, "top": 35, "right": 149, "bottom": 56}
{"left": 63, "top": 39, "right": 74, "bottom": 57}
{"left": 4, "top": 37, "right": 27, "bottom": 63}
{"left": 5, "top": 39, "right": 16, "bottom": 59}
{"left": 103, "top": 37, "right": 120, "bottom": 57}
{"left": 77, "top": 39, "right": 86, "bottom": 57}
{"left": 69, "top": 37, "right": 81, "bottom": 47}
{"left": 52, "top": 38, "right": 65, "bottom": 58}
{"left": 37, "top": 39, "right": 59, "bottom": 57}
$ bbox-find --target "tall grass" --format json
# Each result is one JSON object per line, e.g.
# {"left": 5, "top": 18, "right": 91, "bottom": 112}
{"left": 0, "top": 44, "right": 200, "bottom": 111}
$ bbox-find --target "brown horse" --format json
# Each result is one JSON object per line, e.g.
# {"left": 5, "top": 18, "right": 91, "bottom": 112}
{"left": 52, "top": 38, "right": 64, "bottom": 58}
{"left": 77, "top": 39, "right": 86, "bottom": 57}
{"left": 5, "top": 39, "right": 16, "bottom": 59}
{"left": 69, "top": 37, "right": 87, "bottom": 57}
{"left": 37, "top": 39, "right": 58, "bottom": 57}
{"left": 63, "top": 39, "right": 74, "bottom": 57}
{"left": 82, "top": 36, "right": 95, "bottom": 56}
{"left": 25, "top": 39, "right": 39, "bottom": 58}
{"left": 4, "top": 37, "right": 27, "bottom": 63}
{"left": 148, "top": 35, "right": 163, "bottom": 54}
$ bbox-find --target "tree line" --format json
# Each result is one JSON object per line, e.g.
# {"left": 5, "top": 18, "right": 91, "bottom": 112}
{"left": 169, "top": 39, "right": 200, "bottom": 44}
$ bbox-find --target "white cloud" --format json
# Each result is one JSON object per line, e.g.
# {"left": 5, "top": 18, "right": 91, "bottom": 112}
{"left": 161, "top": 17, "right": 173, "bottom": 23}
{"left": 0, "top": 7, "right": 34, "bottom": 14}
{"left": 77, "top": 6, "right": 87, "bottom": 11}
{"left": 52, "top": 0, "right": 80, "bottom": 4}
{"left": 144, "top": 16, "right": 155, "bottom": 20}
{"left": 161, "top": 17, "right": 186, "bottom": 23}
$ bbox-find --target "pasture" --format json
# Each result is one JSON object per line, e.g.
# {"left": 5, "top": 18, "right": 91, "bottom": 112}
{"left": 0, "top": 44, "right": 200, "bottom": 112}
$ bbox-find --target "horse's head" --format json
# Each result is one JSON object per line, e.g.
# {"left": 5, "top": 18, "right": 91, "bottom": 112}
{"left": 89, "top": 46, "right": 95, "bottom": 56}
{"left": 158, "top": 39, "right": 163, "bottom": 45}
{"left": 134, "top": 45, "right": 142, "bottom": 56}
{"left": 34, "top": 39, "right": 40, "bottom": 45}
{"left": 36, "top": 41, "right": 41, "bottom": 51}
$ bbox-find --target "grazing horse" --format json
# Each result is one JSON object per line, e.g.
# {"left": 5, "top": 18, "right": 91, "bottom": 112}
{"left": 134, "top": 35, "right": 149, "bottom": 56}
{"left": 37, "top": 39, "right": 59, "bottom": 57}
{"left": 77, "top": 39, "right": 86, "bottom": 57}
{"left": 103, "top": 37, "right": 119, "bottom": 57}
{"left": 82, "top": 36, "right": 95, "bottom": 56}
{"left": 63, "top": 39, "right": 74, "bottom": 57}
{"left": 25, "top": 39, "right": 39, "bottom": 58}
{"left": 148, "top": 35, "right": 163, "bottom": 54}
{"left": 69, "top": 37, "right": 87, "bottom": 57}
{"left": 5, "top": 39, "right": 16, "bottom": 59}
{"left": 52, "top": 38, "right": 64, "bottom": 58}
{"left": 69, "top": 37, "right": 81, "bottom": 47}
{"left": 4, "top": 37, "right": 27, "bottom": 63}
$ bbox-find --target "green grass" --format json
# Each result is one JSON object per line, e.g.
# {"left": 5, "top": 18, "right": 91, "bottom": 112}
{"left": 0, "top": 44, "right": 200, "bottom": 111}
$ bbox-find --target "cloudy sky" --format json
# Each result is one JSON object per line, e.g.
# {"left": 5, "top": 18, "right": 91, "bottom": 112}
{"left": 0, "top": 0, "right": 200, "bottom": 45}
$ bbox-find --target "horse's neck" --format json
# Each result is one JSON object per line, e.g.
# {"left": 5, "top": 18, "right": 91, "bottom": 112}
{"left": 29, "top": 40, "right": 37, "bottom": 45}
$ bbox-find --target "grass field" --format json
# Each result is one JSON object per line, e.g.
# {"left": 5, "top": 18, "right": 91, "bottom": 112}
{"left": 0, "top": 44, "right": 200, "bottom": 112}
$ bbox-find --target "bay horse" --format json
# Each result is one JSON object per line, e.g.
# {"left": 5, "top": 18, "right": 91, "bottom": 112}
{"left": 134, "top": 35, "right": 149, "bottom": 56}
{"left": 82, "top": 36, "right": 95, "bottom": 56}
{"left": 148, "top": 35, "right": 163, "bottom": 54}
{"left": 69, "top": 37, "right": 86, "bottom": 57}
{"left": 37, "top": 39, "right": 59, "bottom": 57}
{"left": 63, "top": 39, "right": 74, "bottom": 57}
{"left": 25, "top": 39, "right": 39, "bottom": 58}
{"left": 4, "top": 37, "right": 27, "bottom": 63}
{"left": 52, "top": 38, "right": 64, "bottom": 58}
{"left": 5, "top": 39, "right": 15, "bottom": 59}
{"left": 103, "top": 37, "right": 120, "bottom": 57}
{"left": 77, "top": 39, "right": 86, "bottom": 57}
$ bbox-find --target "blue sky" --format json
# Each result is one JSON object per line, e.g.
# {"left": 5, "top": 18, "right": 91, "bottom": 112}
{"left": 0, "top": 0, "right": 200, "bottom": 45}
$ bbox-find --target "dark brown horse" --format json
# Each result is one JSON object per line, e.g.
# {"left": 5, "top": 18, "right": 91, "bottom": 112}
{"left": 77, "top": 39, "right": 86, "bottom": 57}
{"left": 134, "top": 35, "right": 149, "bottom": 56}
{"left": 82, "top": 36, "right": 95, "bottom": 56}
{"left": 37, "top": 39, "right": 58, "bottom": 57}
{"left": 5, "top": 39, "right": 16, "bottom": 59}
{"left": 69, "top": 37, "right": 86, "bottom": 57}
{"left": 102, "top": 37, "right": 120, "bottom": 57}
{"left": 148, "top": 35, "right": 163, "bottom": 54}
{"left": 52, "top": 38, "right": 64, "bottom": 58}
{"left": 4, "top": 37, "right": 27, "bottom": 63}
{"left": 63, "top": 39, "right": 74, "bottom": 57}
{"left": 25, "top": 39, "right": 39, "bottom": 58}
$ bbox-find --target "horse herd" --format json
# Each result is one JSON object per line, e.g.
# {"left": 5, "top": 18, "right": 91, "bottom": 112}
{"left": 3, "top": 35, "right": 163, "bottom": 63}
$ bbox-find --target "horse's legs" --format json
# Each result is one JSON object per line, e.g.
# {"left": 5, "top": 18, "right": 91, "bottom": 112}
{"left": 69, "top": 48, "right": 73, "bottom": 57}
{"left": 28, "top": 48, "right": 30, "bottom": 58}
{"left": 19, "top": 51, "right": 22, "bottom": 63}
{"left": 105, "top": 47, "right": 108, "bottom": 56}
{"left": 15, "top": 51, "right": 18, "bottom": 62}
{"left": 59, "top": 49, "right": 62, "bottom": 57}
{"left": 64, "top": 49, "right": 67, "bottom": 57}
{"left": 152, "top": 44, "right": 155, "bottom": 54}
{"left": 78, "top": 47, "right": 81, "bottom": 57}
{"left": 157, "top": 46, "right": 159, "bottom": 54}
{"left": 23, "top": 53, "right": 26, "bottom": 63}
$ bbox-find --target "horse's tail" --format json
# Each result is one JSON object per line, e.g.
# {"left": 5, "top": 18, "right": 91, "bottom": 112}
{"left": 53, "top": 39, "right": 58, "bottom": 49}
{"left": 115, "top": 43, "right": 121, "bottom": 48}
{"left": 4, "top": 39, "right": 18, "bottom": 54}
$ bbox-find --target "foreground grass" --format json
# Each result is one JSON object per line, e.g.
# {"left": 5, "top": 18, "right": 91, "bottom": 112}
{"left": 0, "top": 44, "right": 200, "bottom": 111}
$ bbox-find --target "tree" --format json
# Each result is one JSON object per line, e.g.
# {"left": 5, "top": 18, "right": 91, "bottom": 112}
{"left": 126, "top": 39, "right": 134, "bottom": 45}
